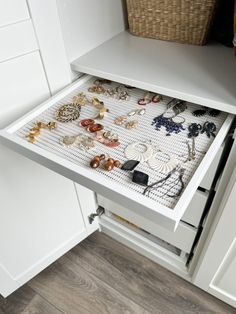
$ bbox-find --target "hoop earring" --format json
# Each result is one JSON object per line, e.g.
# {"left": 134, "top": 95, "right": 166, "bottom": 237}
{"left": 148, "top": 151, "right": 179, "bottom": 174}
{"left": 124, "top": 142, "right": 153, "bottom": 163}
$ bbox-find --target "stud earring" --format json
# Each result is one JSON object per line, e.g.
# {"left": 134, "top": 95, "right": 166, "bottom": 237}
{"left": 90, "top": 154, "right": 105, "bottom": 168}
{"left": 125, "top": 120, "right": 138, "bottom": 130}
{"left": 103, "top": 158, "right": 121, "bottom": 171}
{"left": 26, "top": 121, "right": 57, "bottom": 143}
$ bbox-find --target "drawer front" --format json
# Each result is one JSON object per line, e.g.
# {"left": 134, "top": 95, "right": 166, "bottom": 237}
{"left": 181, "top": 189, "right": 208, "bottom": 227}
{"left": 0, "top": 75, "right": 233, "bottom": 231}
{"left": 97, "top": 195, "right": 196, "bottom": 253}
{"left": 200, "top": 145, "right": 224, "bottom": 191}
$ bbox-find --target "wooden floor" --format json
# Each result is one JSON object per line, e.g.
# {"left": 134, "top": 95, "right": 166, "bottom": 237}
{"left": 0, "top": 232, "right": 235, "bottom": 314}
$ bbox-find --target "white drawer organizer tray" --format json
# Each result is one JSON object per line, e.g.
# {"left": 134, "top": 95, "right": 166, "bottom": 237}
{"left": 0, "top": 75, "right": 233, "bottom": 231}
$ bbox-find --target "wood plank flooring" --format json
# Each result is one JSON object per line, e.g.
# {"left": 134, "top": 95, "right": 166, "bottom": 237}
{"left": 0, "top": 232, "right": 235, "bottom": 314}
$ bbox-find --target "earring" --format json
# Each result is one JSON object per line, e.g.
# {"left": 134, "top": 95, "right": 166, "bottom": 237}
{"left": 201, "top": 121, "right": 216, "bottom": 138}
{"left": 90, "top": 154, "right": 105, "bottom": 168}
{"left": 55, "top": 103, "right": 81, "bottom": 122}
{"left": 92, "top": 97, "right": 109, "bottom": 119}
{"left": 125, "top": 120, "right": 138, "bottom": 129}
{"left": 79, "top": 119, "right": 104, "bottom": 133}
{"left": 128, "top": 109, "right": 146, "bottom": 116}
{"left": 124, "top": 141, "right": 154, "bottom": 163}
{"left": 138, "top": 92, "right": 152, "bottom": 105}
{"left": 114, "top": 115, "right": 128, "bottom": 125}
{"left": 96, "top": 131, "right": 120, "bottom": 147}
{"left": 103, "top": 158, "right": 121, "bottom": 171}
{"left": 188, "top": 123, "right": 202, "bottom": 138}
{"left": 72, "top": 93, "right": 89, "bottom": 106}
{"left": 26, "top": 121, "right": 57, "bottom": 143}
{"left": 192, "top": 107, "right": 221, "bottom": 117}
{"left": 208, "top": 109, "right": 220, "bottom": 117}
{"left": 148, "top": 151, "right": 179, "bottom": 174}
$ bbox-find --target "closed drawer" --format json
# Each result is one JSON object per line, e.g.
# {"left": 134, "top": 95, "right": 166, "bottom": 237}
{"left": 98, "top": 195, "right": 196, "bottom": 253}
{"left": 181, "top": 189, "right": 208, "bottom": 227}
{"left": 0, "top": 75, "right": 233, "bottom": 231}
{"left": 200, "top": 145, "right": 224, "bottom": 191}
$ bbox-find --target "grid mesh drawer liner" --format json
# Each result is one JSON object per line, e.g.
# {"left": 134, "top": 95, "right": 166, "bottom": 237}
{"left": 15, "top": 77, "right": 227, "bottom": 209}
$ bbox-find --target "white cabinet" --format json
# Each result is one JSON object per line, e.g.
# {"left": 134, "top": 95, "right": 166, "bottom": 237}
{"left": 0, "top": 0, "right": 235, "bottom": 306}
{"left": 0, "top": 2, "right": 93, "bottom": 297}
{"left": 194, "top": 163, "right": 236, "bottom": 307}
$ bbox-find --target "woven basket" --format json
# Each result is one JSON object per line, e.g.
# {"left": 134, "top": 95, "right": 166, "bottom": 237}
{"left": 126, "top": 0, "right": 217, "bottom": 45}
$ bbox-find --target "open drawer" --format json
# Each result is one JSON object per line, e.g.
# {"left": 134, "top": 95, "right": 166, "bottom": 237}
{"left": 0, "top": 75, "right": 233, "bottom": 231}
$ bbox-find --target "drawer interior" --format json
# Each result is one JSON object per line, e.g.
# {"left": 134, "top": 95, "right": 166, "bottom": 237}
{"left": 0, "top": 75, "right": 233, "bottom": 230}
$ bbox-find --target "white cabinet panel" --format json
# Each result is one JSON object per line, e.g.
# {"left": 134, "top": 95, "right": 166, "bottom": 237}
{"left": 0, "top": 147, "right": 86, "bottom": 278}
{"left": 0, "top": 0, "right": 29, "bottom": 27}
{"left": 0, "top": 52, "right": 49, "bottom": 128}
{"left": 0, "top": 52, "right": 88, "bottom": 297}
{"left": 211, "top": 238, "right": 236, "bottom": 301}
{"left": 0, "top": 146, "right": 87, "bottom": 297}
{"left": 194, "top": 163, "right": 236, "bottom": 307}
{"left": 0, "top": 20, "right": 38, "bottom": 63}
{"left": 57, "top": 0, "right": 126, "bottom": 62}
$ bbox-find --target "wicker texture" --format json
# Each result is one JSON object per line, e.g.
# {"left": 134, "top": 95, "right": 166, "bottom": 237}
{"left": 126, "top": 0, "right": 217, "bottom": 45}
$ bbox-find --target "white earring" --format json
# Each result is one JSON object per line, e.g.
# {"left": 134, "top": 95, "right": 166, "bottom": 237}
{"left": 148, "top": 151, "right": 179, "bottom": 174}
{"left": 124, "top": 141, "right": 154, "bottom": 163}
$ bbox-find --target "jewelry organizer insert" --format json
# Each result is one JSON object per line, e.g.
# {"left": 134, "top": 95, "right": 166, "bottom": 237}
{"left": 0, "top": 75, "right": 233, "bottom": 230}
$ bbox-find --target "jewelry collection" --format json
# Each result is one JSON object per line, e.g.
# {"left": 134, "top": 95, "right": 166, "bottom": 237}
{"left": 27, "top": 78, "right": 221, "bottom": 202}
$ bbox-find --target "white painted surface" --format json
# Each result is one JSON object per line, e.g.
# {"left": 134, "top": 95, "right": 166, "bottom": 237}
{"left": 74, "top": 184, "right": 99, "bottom": 232}
{"left": 98, "top": 196, "right": 196, "bottom": 253}
{"left": 0, "top": 0, "right": 29, "bottom": 28}
{"left": 100, "top": 215, "right": 190, "bottom": 280}
{"left": 194, "top": 164, "right": 236, "bottom": 307}
{"left": 57, "top": 0, "right": 126, "bottom": 62}
{"left": 0, "top": 149, "right": 87, "bottom": 296}
{"left": 0, "top": 75, "right": 232, "bottom": 231}
{"left": 212, "top": 239, "right": 236, "bottom": 300}
{"left": 200, "top": 145, "right": 224, "bottom": 191}
{"left": 27, "top": 0, "right": 72, "bottom": 93}
{"left": 0, "top": 3, "right": 91, "bottom": 296}
{"left": 0, "top": 52, "right": 49, "bottom": 128}
{"left": 72, "top": 31, "right": 236, "bottom": 114}
{"left": 182, "top": 190, "right": 208, "bottom": 228}
{"left": 0, "top": 20, "right": 38, "bottom": 63}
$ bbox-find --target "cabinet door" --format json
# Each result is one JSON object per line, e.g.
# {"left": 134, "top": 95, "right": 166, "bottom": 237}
{"left": 0, "top": 13, "right": 90, "bottom": 295}
{"left": 194, "top": 162, "right": 236, "bottom": 308}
